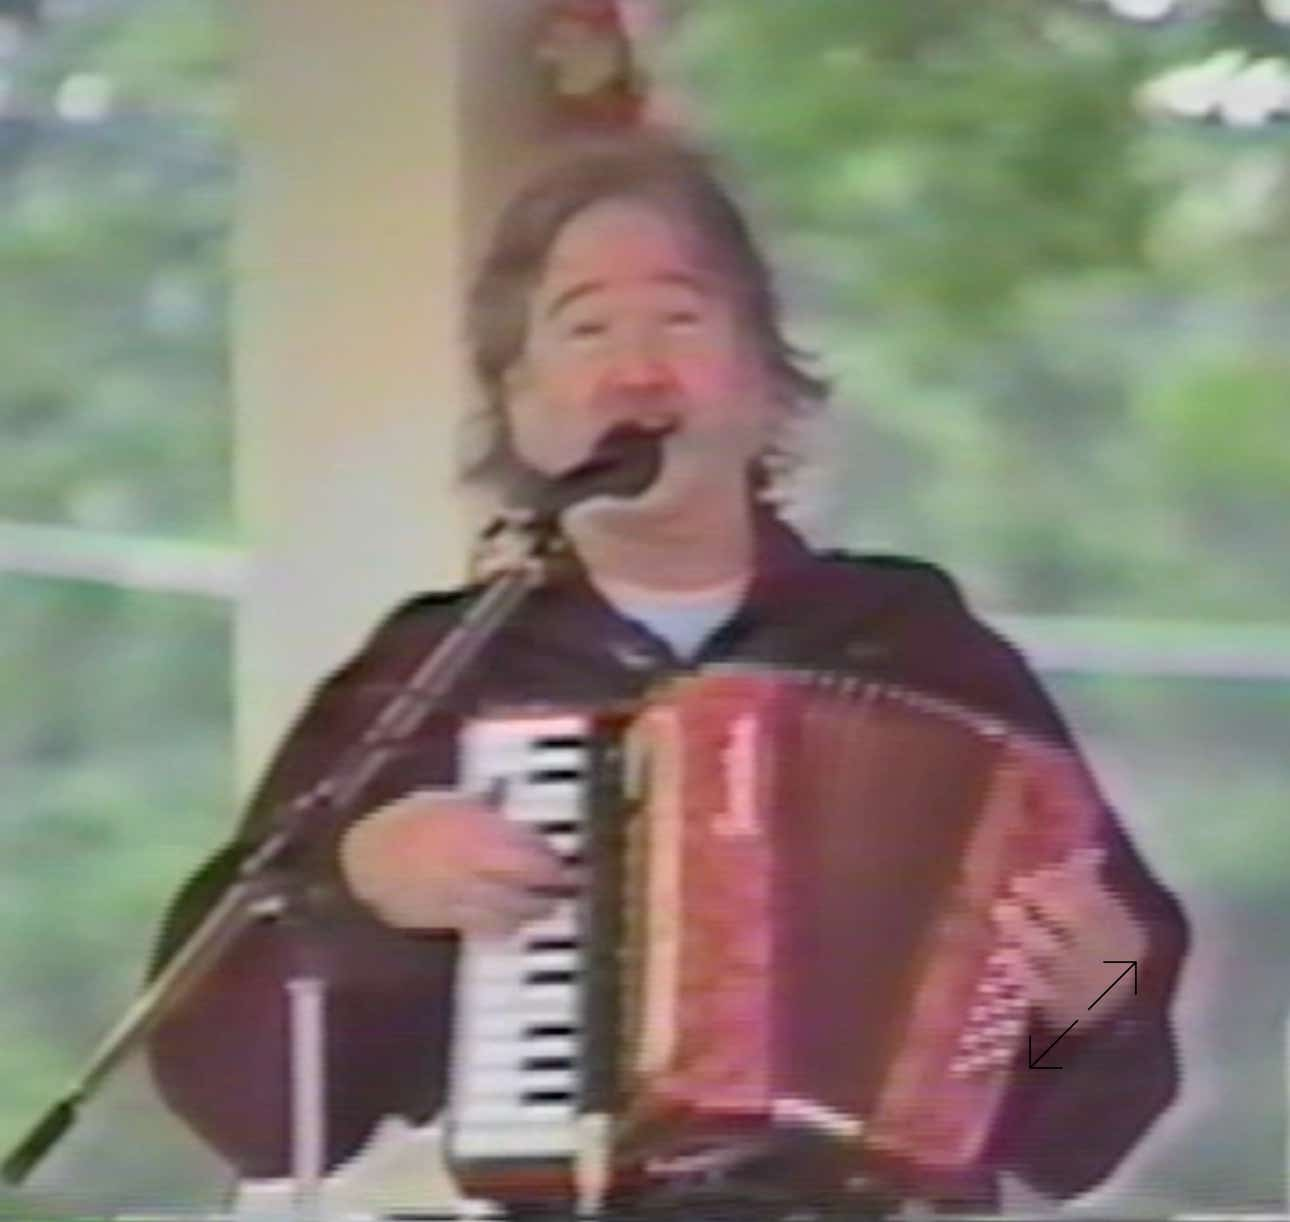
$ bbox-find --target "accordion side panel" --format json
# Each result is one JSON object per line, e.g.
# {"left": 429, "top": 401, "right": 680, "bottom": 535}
{"left": 612, "top": 671, "right": 1110, "bottom": 1197}
{"left": 777, "top": 693, "right": 999, "bottom": 1131}
{"left": 630, "top": 704, "right": 684, "bottom": 1089}
{"left": 866, "top": 737, "right": 1104, "bottom": 1176}
{"left": 626, "top": 675, "right": 783, "bottom": 1126}
{"left": 863, "top": 749, "right": 1023, "bottom": 1172}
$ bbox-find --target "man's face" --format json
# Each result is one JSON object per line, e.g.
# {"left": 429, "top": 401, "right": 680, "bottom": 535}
{"left": 502, "top": 197, "right": 775, "bottom": 505}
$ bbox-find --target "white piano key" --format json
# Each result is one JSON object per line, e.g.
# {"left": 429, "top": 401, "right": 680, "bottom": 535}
{"left": 452, "top": 1124, "right": 580, "bottom": 1159}
{"left": 463, "top": 1011, "right": 581, "bottom": 1038}
{"left": 459, "top": 942, "right": 530, "bottom": 966}
{"left": 457, "top": 1070, "right": 576, "bottom": 1098}
{"left": 460, "top": 978, "right": 574, "bottom": 1000}
{"left": 486, "top": 741, "right": 586, "bottom": 769}
{"left": 460, "top": 972, "right": 578, "bottom": 996}
{"left": 451, "top": 714, "right": 594, "bottom": 1167}
{"left": 503, "top": 787, "right": 585, "bottom": 808}
{"left": 543, "top": 832, "right": 582, "bottom": 857}
{"left": 465, "top": 1036, "right": 577, "bottom": 1067}
{"left": 522, "top": 1035, "right": 578, "bottom": 1061}
{"left": 458, "top": 1007, "right": 575, "bottom": 1032}
{"left": 456, "top": 1102, "right": 577, "bottom": 1127}
{"left": 460, "top": 951, "right": 578, "bottom": 982}
{"left": 458, "top": 724, "right": 589, "bottom": 785}
{"left": 480, "top": 1003, "right": 576, "bottom": 1029}
{"left": 525, "top": 741, "right": 588, "bottom": 764}
{"left": 455, "top": 1114, "right": 577, "bottom": 1142}
{"left": 503, "top": 786, "right": 586, "bottom": 815}
{"left": 462, "top": 930, "right": 578, "bottom": 954}
{"left": 457, "top": 974, "right": 534, "bottom": 997}
{"left": 523, "top": 949, "right": 579, "bottom": 973}
{"left": 519, "top": 908, "right": 578, "bottom": 941}
{"left": 467, "top": 711, "right": 588, "bottom": 736}
{"left": 519, "top": 982, "right": 576, "bottom": 1004}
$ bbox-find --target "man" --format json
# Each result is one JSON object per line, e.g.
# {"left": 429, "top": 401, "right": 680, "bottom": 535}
{"left": 149, "top": 138, "right": 1188, "bottom": 1215}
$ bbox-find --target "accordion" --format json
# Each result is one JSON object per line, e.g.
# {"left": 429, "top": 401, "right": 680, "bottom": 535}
{"left": 444, "top": 667, "right": 1100, "bottom": 1208}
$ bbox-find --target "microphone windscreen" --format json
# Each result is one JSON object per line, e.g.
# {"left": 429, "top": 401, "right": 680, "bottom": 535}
{"left": 519, "top": 424, "right": 667, "bottom": 518}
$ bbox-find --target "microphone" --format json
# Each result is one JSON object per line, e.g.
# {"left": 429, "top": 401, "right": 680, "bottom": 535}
{"left": 518, "top": 423, "right": 669, "bottom": 520}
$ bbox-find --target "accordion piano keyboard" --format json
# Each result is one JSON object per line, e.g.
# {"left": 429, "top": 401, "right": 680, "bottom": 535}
{"left": 447, "top": 713, "right": 592, "bottom": 1164}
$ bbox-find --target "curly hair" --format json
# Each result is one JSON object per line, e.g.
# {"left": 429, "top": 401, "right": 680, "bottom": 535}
{"left": 460, "top": 135, "right": 829, "bottom": 495}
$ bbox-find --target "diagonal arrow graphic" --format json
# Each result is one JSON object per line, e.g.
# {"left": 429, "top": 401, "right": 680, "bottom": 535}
{"left": 1029, "top": 1020, "right": 1078, "bottom": 1069}
{"left": 1088, "top": 960, "right": 1138, "bottom": 1012}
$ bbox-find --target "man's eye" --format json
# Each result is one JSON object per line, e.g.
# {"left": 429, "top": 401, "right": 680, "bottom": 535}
{"left": 664, "top": 311, "right": 701, "bottom": 327}
{"left": 568, "top": 320, "right": 608, "bottom": 339}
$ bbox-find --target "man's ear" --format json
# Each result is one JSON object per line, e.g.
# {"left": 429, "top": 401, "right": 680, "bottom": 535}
{"left": 753, "top": 362, "right": 790, "bottom": 436}
{"left": 501, "top": 355, "right": 532, "bottom": 399}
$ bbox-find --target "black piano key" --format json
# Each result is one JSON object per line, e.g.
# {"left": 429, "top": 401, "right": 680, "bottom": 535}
{"left": 536, "top": 820, "right": 579, "bottom": 838}
{"left": 521, "top": 1089, "right": 574, "bottom": 1105}
{"left": 525, "top": 969, "right": 578, "bottom": 986}
{"left": 529, "top": 767, "right": 584, "bottom": 784}
{"left": 522, "top": 1056, "right": 576, "bottom": 1072}
{"left": 580, "top": 728, "right": 628, "bottom": 1117}
{"left": 533, "top": 735, "right": 587, "bottom": 751}
{"left": 526, "top": 937, "right": 578, "bottom": 953}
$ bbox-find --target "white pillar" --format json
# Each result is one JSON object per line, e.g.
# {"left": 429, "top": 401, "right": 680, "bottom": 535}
{"left": 235, "top": 0, "right": 552, "bottom": 786}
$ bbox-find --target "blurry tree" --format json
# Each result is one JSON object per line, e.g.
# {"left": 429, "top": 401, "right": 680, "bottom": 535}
{"left": 1, "top": 0, "right": 1287, "bottom": 1212}
{"left": 0, "top": 0, "right": 233, "bottom": 1209}
{"left": 654, "top": 2, "right": 1290, "bottom": 1212}
{"left": 658, "top": 0, "right": 1290, "bottom": 620}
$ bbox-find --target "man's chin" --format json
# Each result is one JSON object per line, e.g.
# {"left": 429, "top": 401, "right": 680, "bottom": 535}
{"left": 562, "top": 456, "right": 745, "bottom": 535}
{"left": 563, "top": 487, "right": 679, "bottom": 535}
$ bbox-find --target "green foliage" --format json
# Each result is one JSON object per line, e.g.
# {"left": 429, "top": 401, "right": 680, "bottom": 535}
{"left": 660, "top": 0, "right": 1290, "bottom": 620}
{"left": 0, "top": 0, "right": 233, "bottom": 537}
{"left": 0, "top": 0, "right": 233, "bottom": 1210}
{"left": 0, "top": 0, "right": 1286, "bottom": 1213}
{"left": 658, "top": 4, "right": 1290, "bottom": 1212}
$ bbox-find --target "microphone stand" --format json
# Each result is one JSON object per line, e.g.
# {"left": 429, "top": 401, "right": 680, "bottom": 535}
{"left": 0, "top": 545, "right": 554, "bottom": 1211}
{"left": 0, "top": 424, "right": 664, "bottom": 1209}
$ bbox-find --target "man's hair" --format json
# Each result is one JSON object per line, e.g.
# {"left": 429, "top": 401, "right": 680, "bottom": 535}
{"left": 461, "top": 136, "right": 829, "bottom": 494}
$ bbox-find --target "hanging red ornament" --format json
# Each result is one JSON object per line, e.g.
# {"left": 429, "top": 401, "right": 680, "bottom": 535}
{"left": 535, "top": 0, "right": 645, "bottom": 129}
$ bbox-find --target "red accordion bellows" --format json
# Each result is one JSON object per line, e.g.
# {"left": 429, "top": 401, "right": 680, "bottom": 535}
{"left": 617, "top": 668, "right": 1100, "bottom": 1183}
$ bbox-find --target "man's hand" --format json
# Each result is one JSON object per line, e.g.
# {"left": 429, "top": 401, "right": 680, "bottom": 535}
{"left": 993, "top": 848, "right": 1149, "bottom": 1030}
{"left": 340, "top": 790, "right": 576, "bottom": 937}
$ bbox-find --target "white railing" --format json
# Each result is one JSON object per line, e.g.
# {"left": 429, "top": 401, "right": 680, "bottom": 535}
{"left": 5, "top": 519, "right": 1290, "bottom": 683}
{"left": 0, "top": 520, "right": 246, "bottom": 599}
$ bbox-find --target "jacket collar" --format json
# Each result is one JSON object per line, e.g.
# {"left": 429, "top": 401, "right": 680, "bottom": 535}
{"left": 544, "top": 507, "right": 816, "bottom": 613}
{"left": 519, "top": 508, "right": 820, "bottom": 669}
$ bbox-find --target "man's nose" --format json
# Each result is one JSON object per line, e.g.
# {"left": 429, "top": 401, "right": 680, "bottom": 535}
{"left": 603, "top": 328, "right": 674, "bottom": 392}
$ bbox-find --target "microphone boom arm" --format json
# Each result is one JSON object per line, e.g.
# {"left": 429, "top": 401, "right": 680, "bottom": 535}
{"left": 0, "top": 423, "right": 663, "bottom": 1188}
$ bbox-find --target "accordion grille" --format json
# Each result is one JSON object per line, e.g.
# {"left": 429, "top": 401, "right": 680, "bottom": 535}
{"left": 615, "top": 669, "right": 1096, "bottom": 1176}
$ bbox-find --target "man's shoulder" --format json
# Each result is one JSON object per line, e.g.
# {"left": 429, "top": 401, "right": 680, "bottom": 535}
{"left": 381, "top": 586, "right": 477, "bottom": 627}
{"left": 803, "top": 547, "right": 1024, "bottom": 670}
{"left": 368, "top": 586, "right": 488, "bottom": 649}
{"left": 328, "top": 587, "right": 480, "bottom": 679}
{"left": 804, "top": 549, "right": 1058, "bottom": 736}
{"left": 810, "top": 548, "right": 970, "bottom": 617}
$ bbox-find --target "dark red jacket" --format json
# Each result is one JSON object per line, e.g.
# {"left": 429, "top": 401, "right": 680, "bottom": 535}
{"left": 147, "top": 517, "right": 1189, "bottom": 1202}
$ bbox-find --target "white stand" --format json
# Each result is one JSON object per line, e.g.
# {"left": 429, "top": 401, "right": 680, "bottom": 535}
{"left": 286, "top": 974, "right": 327, "bottom": 1222}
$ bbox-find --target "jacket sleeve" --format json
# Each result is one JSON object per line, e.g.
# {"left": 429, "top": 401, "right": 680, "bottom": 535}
{"left": 146, "top": 595, "right": 469, "bottom": 1179}
{"left": 888, "top": 570, "right": 1190, "bottom": 1200}
{"left": 980, "top": 655, "right": 1190, "bottom": 1201}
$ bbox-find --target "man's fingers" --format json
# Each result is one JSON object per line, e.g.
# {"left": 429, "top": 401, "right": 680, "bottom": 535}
{"left": 451, "top": 901, "right": 527, "bottom": 940}
{"left": 1001, "top": 946, "right": 1061, "bottom": 1012}
{"left": 1012, "top": 847, "right": 1101, "bottom": 891}
{"left": 473, "top": 831, "right": 569, "bottom": 889}
{"left": 1010, "top": 848, "right": 1106, "bottom": 924}
{"left": 1011, "top": 878, "right": 1085, "bottom": 934}
{"left": 994, "top": 899, "right": 1065, "bottom": 963}
{"left": 456, "top": 877, "right": 564, "bottom": 927}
